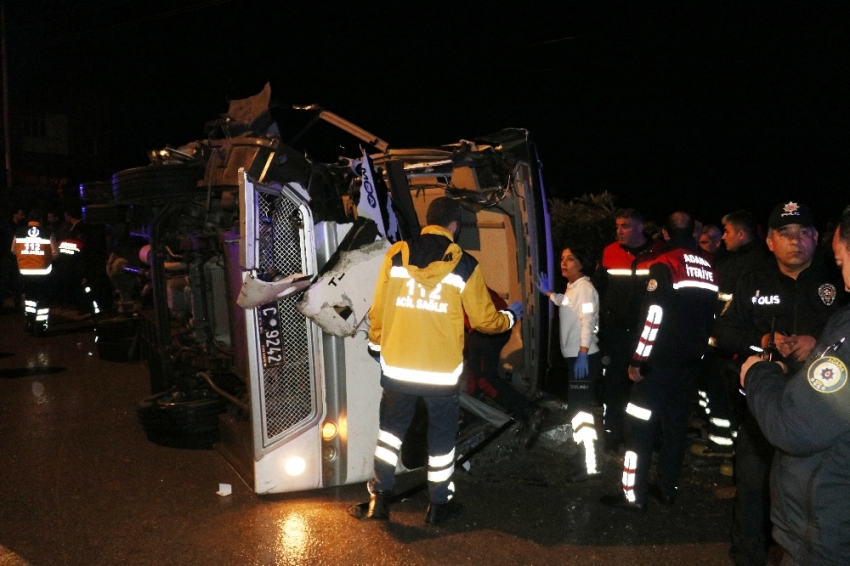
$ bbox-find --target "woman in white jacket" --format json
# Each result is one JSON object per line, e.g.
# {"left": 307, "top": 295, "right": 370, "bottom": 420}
{"left": 537, "top": 247, "right": 601, "bottom": 481}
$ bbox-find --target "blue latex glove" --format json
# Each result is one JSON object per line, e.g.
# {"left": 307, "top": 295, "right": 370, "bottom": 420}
{"left": 574, "top": 352, "right": 589, "bottom": 379}
{"left": 535, "top": 272, "right": 552, "bottom": 296}
{"left": 507, "top": 300, "right": 525, "bottom": 321}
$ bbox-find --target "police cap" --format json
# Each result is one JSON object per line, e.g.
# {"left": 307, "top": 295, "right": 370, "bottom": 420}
{"left": 768, "top": 201, "right": 814, "bottom": 230}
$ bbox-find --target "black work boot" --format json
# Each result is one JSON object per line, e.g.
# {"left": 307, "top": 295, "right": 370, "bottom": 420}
{"left": 365, "top": 490, "right": 391, "bottom": 520}
{"left": 599, "top": 492, "right": 647, "bottom": 512}
{"left": 649, "top": 483, "right": 677, "bottom": 505}
{"left": 424, "top": 499, "right": 464, "bottom": 526}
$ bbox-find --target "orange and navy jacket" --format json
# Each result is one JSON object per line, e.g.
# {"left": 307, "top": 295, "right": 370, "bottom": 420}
{"left": 593, "top": 238, "right": 664, "bottom": 332}
{"left": 368, "top": 225, "right": 516, "bottom": 396}
{"left": 629, "top": 247, "right": 718, "bottom": 368}
{"left": 13, "top": 221, "right": 58, "bottom": 275}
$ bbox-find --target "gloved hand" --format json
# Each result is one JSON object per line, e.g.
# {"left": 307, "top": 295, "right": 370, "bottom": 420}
{"left": 574, "top": 352, "right": 589, "bottom": 379}
{"left": 535, "top": 272, "right": 552, "bottom": 296}
{"left": 367, "top": 344, "right": 381, "bottom": 362}
{"left": 508, "top": 300, "right": 525, "bottom": 321}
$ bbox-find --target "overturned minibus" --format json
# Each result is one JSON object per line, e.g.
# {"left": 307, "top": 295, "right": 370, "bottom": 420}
{"left": 105, "top": 84, "right": 552, "bottom": 494}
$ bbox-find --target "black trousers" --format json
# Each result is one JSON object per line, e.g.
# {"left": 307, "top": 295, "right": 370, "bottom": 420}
{"left": 565, "top": 352, "right": 602, "bottom": 421}
{"left": 21, "top": 275, "right": 51, "bottom": 332}
{"left": 370, "top": 387, "right": 459, "bottom": 504}
{"left": 697, "top": 351, "right": 737, "bottom": 450}
{"left": 729, "top": 411, "right": 774, "bottom": 566}
{"left": 599, "top": 327, "right": 633, "bottom": 443}
{"left": 622, "top": 363, "right": 698, "bottom": 503}
{"left": 22, "top": 274, "right": 50, "bottom": 296}
{"left": 566, "top": 352, "right": 602, "bottom": 474}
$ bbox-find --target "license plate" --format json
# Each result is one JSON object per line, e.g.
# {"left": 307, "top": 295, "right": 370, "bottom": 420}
{"left": 257, "top": 302, "right": 286, "bottom": 368}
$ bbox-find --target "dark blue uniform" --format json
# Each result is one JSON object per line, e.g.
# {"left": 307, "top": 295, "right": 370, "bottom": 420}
{"left": 620, "top": 247, "right": 717, "bottom": 504}
{"left": 745, "top": 305, "right": 850, "bottom": 565}
{"left": 698, "top": 240, "right": 771, "bottom": 452}
{"left": 714, "top": 259, "right": 842, "bottom": 566}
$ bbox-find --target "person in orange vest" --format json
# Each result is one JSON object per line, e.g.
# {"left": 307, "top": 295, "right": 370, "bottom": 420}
{"left": 12, "top": 209, "right": 58, "bottom": 335}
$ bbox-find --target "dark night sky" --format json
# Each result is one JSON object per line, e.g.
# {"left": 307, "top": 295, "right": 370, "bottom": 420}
{"left": 10, "top": 1, "right": 850, "bottom": 229}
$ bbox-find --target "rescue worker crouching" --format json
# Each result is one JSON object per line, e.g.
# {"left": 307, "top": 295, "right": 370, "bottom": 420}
{"left": 356, "top": 197, "right": 523, "bottom": 526}
{"left": 13, "top": 210, "right": 59, "bottom": 336}
{"left": 463, "top": 286, "right": 548, "bottom": 449}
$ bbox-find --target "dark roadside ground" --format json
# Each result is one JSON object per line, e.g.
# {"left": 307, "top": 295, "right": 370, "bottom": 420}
{"left": 0, "top": 307, "right": 777, "bottom": 566}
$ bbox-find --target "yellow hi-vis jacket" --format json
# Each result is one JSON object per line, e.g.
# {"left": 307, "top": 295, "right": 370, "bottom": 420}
{"left": 368, "top": 225, "right": 516, "bottom": 396}
{"left": 13, "top": 221, "right": 58, "bottom": 275}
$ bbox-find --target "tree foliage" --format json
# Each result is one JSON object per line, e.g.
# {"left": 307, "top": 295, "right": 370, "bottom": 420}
{"left": 549, "top": 191, "right": 618, "bottom": 266}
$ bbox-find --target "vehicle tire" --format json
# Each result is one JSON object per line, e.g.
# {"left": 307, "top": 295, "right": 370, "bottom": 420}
{"left": 137, "top": 391, "right": 225, "bottom": 431}
{"left": 82, "top": 204, "right": 128, "bottom": 225}
{"left": 112, "top": 163, "right": 204, "bottom": 203}
{"left": 79, "top": 181, "right": 113, "bottom": 204}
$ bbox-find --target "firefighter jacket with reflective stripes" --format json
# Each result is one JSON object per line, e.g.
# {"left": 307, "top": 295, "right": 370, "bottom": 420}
{"left": 629, "top": 246, "right": 718, "bottom": 368}
{"left": 593, "top": 238, "right": 664, "bottom": 332}
{"left": 13, "top": 222, "right": 57, "bottom": 275}
{"left": 58, "top": 219, "right": 86, "bottom": 257}
{"left": 745, "top": 305, "right": 850, "bottom": 566}
{"left": 713, "top": 258, "right": 843, "bottom": 372}
{"left": 368, "top": 225, "right": 516, "bottom": 396}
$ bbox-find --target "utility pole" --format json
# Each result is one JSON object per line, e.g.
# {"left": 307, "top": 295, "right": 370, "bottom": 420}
{"left": 1, "top": 1, "right": 10, "bottom": 190}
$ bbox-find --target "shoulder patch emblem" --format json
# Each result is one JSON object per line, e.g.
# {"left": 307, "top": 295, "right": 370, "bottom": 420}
{"left": 646, "top": 279, "right": 658, "bottom": 292}
{"left": 807, "top": 356, "right": 847, "bottom": 393}
{"left": 819, "top": 283, "right": 837, "bottom": 306}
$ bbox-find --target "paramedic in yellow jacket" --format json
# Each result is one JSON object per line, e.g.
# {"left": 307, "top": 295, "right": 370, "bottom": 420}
{"left": 362, "top": 197, "right": 523, "bottom": 526}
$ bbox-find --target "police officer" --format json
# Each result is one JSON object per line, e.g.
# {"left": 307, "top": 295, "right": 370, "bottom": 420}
{"left": 13, "top": 210, "right": 59, "bottom": 335}
{"left": 713, "top": 201, "right": 842, "bottom": 566}
{"left": 692, "top": 210, "right": 770, "bottom": 462}
{"left": 738, "top": 213, "right": 850, "bottom": 566}
{"left": 592, "top": 208, "right": 664, "bottom": 452}
{"left": 600, "top": 211, "right": 718, "bottom": 511}
{"left": 357, "top": 197, "right": 523, "bottom": 525}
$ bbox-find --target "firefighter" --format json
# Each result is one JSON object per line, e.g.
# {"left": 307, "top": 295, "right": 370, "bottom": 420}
{"left": 357, "top": 197, "right": 523, "bottom": 525}
{"left": 737, "top": 217, "right": 850, "bottom": 566}
{"left": 713, "top": 201, "right": 842, "bottom": 566}
{"left": 53, "top": 207, "right": 91, "bottom": 316}
{"left": 591, "top": 208, "right": 664, "bottom": 453}
{"left": 13, "top": 210, "right": 59, "bottom": 336}
{"left": 600, "top": 211, "right": 717, "bottom": 511}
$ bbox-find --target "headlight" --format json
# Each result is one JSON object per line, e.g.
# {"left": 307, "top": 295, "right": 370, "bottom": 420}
{"left": 284, "top": 457, "right": 306, "bottom": 476}
{"left": 321, "top": 421, "right": 337, "bottom": 441}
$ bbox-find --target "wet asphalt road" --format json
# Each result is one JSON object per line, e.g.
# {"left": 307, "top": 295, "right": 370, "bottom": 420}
{"left": 0, "top": 308, "right": 747, "bottom": 565}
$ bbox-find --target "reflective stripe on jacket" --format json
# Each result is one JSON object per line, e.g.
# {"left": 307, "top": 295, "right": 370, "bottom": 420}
{"left": 368, "top": 225, "right": 515, "bottom": 396}
{"left": 14, "top": 222, "right": 56, "bottom": 275}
